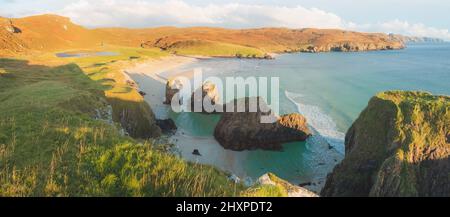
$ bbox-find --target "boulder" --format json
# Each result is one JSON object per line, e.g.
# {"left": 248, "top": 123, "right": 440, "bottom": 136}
{"left": 156, "top": 118, "right": 177, "bottom": 134}
{"left": 192, "top": 149, "right": 201, "bottom": 156}
{"left": 245, "top": 173, "right": 318, "bottom": 197}
{"left": 190, "top": 81, "right": 222, "bottom": 113}
{"left": 214, "top": 97, "right": 311, "bottom": 151}
{"left": 321, "top": 91, "right": 450, "bottom": 197}
{"left": 138, "top": 90, "right": 146, "bottom": 96}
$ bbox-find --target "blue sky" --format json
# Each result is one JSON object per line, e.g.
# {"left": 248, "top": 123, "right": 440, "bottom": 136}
{"left": 1, "top": 0, "right": 449, "bottom": 40}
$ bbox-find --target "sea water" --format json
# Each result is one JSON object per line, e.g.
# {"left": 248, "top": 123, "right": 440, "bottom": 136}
{"left": 163, "top": 43, "right": 450, "bottom": 188}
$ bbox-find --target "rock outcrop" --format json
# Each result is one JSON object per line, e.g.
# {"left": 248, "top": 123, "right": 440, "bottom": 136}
{"left": 244, "top": 173, "right": 318, "bottom": 197}
{"left": 3, "top": 19, "right": 22, "bottom": 34}
{"left": 156, "top": 118, "right": 177, "bottom": 134}
{"left": 214, "top": 97, "right": 311, "bottom": 151}
{"left": 190, "top": 81, "right": 222, "bottom": 113}
{"left": 299, "top": 42, "right": 402, "bottom": 53}
{"left": 109, "top": 98, "right": 161, "bottom": 139}
{"left": 321, "top": 91, "right": 450, "bottom": 197}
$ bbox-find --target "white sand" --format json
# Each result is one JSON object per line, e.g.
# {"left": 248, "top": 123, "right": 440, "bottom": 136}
{"left": 124, "top": 56, "right": 197, "bottom": 119}
{"left": 125, "top": 55, "right": 250, "bottom": 178}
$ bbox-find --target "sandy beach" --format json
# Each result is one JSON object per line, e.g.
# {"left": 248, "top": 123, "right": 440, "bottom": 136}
{"left": 124, "top": 56, "right": 197, "bottom": 119}
{"left": 125, "top": 55, "right": 342, "bottom": 193}
{"left": 124, "top": 55, "right": 344, "bottom": 193}
{"left": 125, "top": 55, "right": 250, "bottom": 179}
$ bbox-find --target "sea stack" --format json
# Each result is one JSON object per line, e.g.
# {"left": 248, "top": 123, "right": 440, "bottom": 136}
{"left": 214, "top": 97, "right": 311, "bottom": 151}
{"left": 164, "top": 77, "right": 184, "bottom": 105}
{"left": 190, "top": 81, "right": 222, "bottom": 114}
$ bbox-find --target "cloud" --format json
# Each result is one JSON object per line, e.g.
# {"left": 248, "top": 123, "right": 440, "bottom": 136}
{"left": 9, "top": 0, "right": 444, "bottom": 41}
{"left": 349, "top": 20, "right": 450, "bottom": 40}
{"left": 57, "top": 0, "right": 345, "bottom": 29}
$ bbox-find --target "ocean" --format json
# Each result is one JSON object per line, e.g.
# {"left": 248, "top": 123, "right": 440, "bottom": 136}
{"left": 161, "top": 43, "right": 450, "bottom": 190}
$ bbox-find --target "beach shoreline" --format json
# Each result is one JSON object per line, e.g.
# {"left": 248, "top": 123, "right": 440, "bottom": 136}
{"left": 125, "top": 55, "right": 252, "bottom": 183}
{"left": 124, "top": 55, "right": 342, "bottom": 194}
{"left": 125, "top": 55, "right": 198, "bottom": 119}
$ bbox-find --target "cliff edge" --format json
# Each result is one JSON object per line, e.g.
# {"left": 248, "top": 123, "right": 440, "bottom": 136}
{"left": 321, "top": 91, "right": 449, "bottom": 197}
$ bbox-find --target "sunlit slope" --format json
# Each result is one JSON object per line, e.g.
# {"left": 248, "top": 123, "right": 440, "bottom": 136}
{"left": 140, "top": 27, "right": 404, "bottom": 53}
{"left": 1, "top": 14, "right": 404, "bottom": 57}
{"left": 1, "top": 14, "right": 103, "bottom": 54}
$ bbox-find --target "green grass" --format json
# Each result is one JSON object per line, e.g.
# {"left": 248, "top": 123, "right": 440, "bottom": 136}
{"left": 322, "top": 90, "right": 450, "bottom": 197}
{"left": 241, "top": 184, "right": 288, "bottom": 197}
{"left": 56, "top": 46, "right": 168, "bottom": 139}
{"left": 0, "top": 58, "right": 243, "bottom": 196}
{"left": 166, "top": 40, "right": 265, "bottom": 57}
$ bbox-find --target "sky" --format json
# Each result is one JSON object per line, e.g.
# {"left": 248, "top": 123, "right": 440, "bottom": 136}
{"left": 1, "top": 0, "right": 450, "bottom": 40}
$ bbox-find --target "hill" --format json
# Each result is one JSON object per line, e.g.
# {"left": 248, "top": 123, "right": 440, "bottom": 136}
{"left": 1, "top": 14, "right": 405, "bottom": 57}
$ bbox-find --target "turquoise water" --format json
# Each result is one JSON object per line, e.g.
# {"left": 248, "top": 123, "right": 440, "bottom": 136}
{"left": 166, "top": 43, "right": 450, "bottom": 186}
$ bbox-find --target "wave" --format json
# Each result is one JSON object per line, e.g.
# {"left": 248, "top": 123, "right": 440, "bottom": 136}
{"left": 285, "top": 91, "right": 345, "bottom": 154}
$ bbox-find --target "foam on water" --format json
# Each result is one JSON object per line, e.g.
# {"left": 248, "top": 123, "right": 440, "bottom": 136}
{"left": 285, "top": 91, "right": 345, "bottom": 154}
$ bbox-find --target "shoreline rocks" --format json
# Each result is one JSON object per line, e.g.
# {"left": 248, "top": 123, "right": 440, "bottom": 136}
{"left": 156, "top": 118, "right": 177, "bottom": 134}
{"left": 299, "top": 42, "right": 404, "bottom": 53}
{"left": 214, "top": 97, "right": 311, "bottom": 151}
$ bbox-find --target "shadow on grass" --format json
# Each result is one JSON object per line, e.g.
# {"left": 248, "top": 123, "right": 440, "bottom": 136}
{"left": 0, "top": 58, "right": 161, "bottom": 139}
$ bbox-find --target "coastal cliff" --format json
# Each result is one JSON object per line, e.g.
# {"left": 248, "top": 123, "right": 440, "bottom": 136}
{"left": 321, "top": 91, "right": 450, "bottom": 197}
{"left": 389, "top": 33, "right": 445, "bottom": 44}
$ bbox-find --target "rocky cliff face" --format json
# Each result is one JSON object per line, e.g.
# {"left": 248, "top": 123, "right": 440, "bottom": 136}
{"left": 214, "top": 97, "right": 311, "bottom": 151}
{"left": 321, "top": 91, "right": 450, "bottom": 197}
{"left": 299, "top": 41, "right": 402, "bottom": 53}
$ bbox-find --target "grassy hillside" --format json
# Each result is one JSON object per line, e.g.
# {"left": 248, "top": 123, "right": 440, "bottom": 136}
{"left": 1, "top": 14, "right": 404, "bottom": 57}
{"left": 57, "top": 46, "right": 168, "bottom": 138}
{"left": 0, "top": 58, "right": 244, "bottom": 196}
{"left": 159, "top": 40, "right": 265, "bottom": 57}
{"left": 14, "top": 45, "right": 169, "bottom": 139}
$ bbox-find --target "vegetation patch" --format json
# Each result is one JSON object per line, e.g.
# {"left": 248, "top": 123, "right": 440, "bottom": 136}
{"left": 0, "top": 58, "right": 244, "bottom": 196}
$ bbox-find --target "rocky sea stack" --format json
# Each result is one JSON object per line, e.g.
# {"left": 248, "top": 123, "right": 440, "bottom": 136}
{"left": 214, "top": 97, "right": 311, "bottom": 151}
{"left": 191, "top": 81, "right": 222, "bottom": 114}
{"left": 321, "top": 91, "right": 450, "bottom": 197}
{"left": 164, "top": 77, "right": 184, "bottom": 105}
